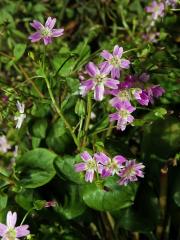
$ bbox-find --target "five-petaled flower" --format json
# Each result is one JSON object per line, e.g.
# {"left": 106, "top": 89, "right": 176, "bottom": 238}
{"left": 14, "top": 101, "right": 26, "bottom": 129}
{"left": 29, "top": 17, "right": 64, "bottom": 45}
{"left": 0, "top": 211, "right": 30, "bottom": 240}
{"left": 109, "top": 101, "right": 136, "bottom": 131}
{"left": 80, "top": 62, "right": 119, "bottom": 101}
{"left": 118, "top": 160, "right": 145, "bottom": 186}
{"left": 100, "top": 45, "right": 130, "bottom": 79}
{"left": 75, "top": 151, "right": 99, "bottom": 182}
{"left": 145, "top": 1, "right": 165, "bottom": 20}
{"left": 94, "top": 152, "right": 126, "bottom": 177}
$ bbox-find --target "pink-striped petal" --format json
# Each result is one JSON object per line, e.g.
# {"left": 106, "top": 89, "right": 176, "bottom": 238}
{"left": 45, "top": 17, "right": 56, "bottom": 29}
{"left": 80, "top": 151, "right": 92, "bottom": 162}
{"left": 86, "top": 62, "right": 99, "bottom": 77}
{"left": 0, "top": 224, "right": 7, "bottom": 237}
{"left": 75, "top": 163, "right": 86, "bottom": 172}
{"left": 104, "top": 79, "right": 119, "bottom": 89}
{"left": 94, "top": 153, "right": 109, "bottom": 165}
{"left": 6, "top": 211, "right": 17, "bottom": 228}
{"left": 52, "top": 28, "right": 64, "bottom": 37}
{"left": 28, "top": 32, "right": 42, "bottom": 42}
{"left": 30, "top": 20, "right": 43, "bottom": 30}
{"left": 43, "top": 37, "right": 52, "bottom": 45}
{"left": 120, "top": 59, "right": 130, "bottom": 69}
{"left": 100, "top": 50, "right": 113, "bottom": 60}
{"left": 109, "top": 112, "right": 119, "bottom": 121}
{"left": 100, "top": 62, "right": 112, "bottom": 75}
{"left": 85, "top": 170, "right": 94, "bottom": 182}
{"left": 113, "top": 155, "right": 127, "bottom": 165}
{"left": 94, "top": 84, "right": 104, "bottom": 101}
{"left": 111, "top": 67, "right": 120, "bottom": 79}
{"left": 113, "top": 45, "right": 123, "bottom": 57}
{"left": 16, "top": 225, "right": 30, "bottom": 238}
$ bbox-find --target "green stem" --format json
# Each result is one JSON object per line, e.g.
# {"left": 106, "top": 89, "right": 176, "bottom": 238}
{"left": 44, "top": 76, "right": 79, "bottom": 148}
{"left": 20, "top": 208, "right": 33, "bottom": 225}
{"left": 82, "top": 93, "right": 92, "bottom": 147}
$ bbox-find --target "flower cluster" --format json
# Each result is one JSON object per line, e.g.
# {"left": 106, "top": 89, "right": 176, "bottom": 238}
{"left": 75, "top": 151, "right": 145, "bottom": 186}
{"left": 0, "top": 211, "right": 30, "bottom": 240}
{"left": 80, "top": 45, "right": 165, "bottom": 131}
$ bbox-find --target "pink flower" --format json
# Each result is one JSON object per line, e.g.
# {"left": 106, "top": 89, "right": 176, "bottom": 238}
{"left": 94, "top": 153, "right": 126, "bottom": 177}
{"left": 0, "top": 211, "right": 30, "bottom": 240}
{"left": 75, "top": 151, "right": 99, "bottom": 182}
{"left": 79, "top": 62, "right": 119, "bottom": 101}
{"left": 0, "top": 135, "right": 11, "bottom": 153}
{"left": 118, "top": 160, "right": 145, "bottom": 186}
{"left": 109, "top": 101, "right": 136, "bottom": 131}
{"left": 100, "top": 45, "right": 130, "bottom": 79}
{"left": 29, "top": 17, "right": 64, "bottom": 45}
{"left": 145, "top": 1, "right": 165, "bottom": 20}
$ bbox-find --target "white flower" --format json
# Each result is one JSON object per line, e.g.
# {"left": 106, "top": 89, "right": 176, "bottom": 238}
{"left": 14, "top": 101, "right": 26, "bottom": 129}
{"left": 0, "top": 135, "right": 11, "bottom": 153}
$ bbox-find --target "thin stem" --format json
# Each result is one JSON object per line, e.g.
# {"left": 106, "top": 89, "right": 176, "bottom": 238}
{"left": 44, "top": 76, "right": 79, "bottom": 148}
{"left": 20, "top": 208, "right": 33, "bottom": 225}
{"left": 82, "top": 93, "right": 92, "bottom": 147}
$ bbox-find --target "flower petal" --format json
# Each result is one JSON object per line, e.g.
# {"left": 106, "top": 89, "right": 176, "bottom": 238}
{"left": 104, "top": 78, "right": 119, "bottom": 89}
{"left": 109, "top": 112, "right": 119, "bottom": 121}
{"left": 28, "top": 32, "right": 42, "bottom": 42}
{"left": 86, "top": 62, "right": 99, "bottom": 77}
{"left": 43, "top": 37, "right": 52, "bottom": 45}
{"left": 113, "top": 45, "right": 123, "bottom": 57}
{"left": 100, "top": 50, "right": 112, "bottom": 60}
{"left": 80, "top": 151, "right": 92, "bottom": 162}
{"left": 16, "top": 225, "right": 30, "bottom": 238}
{"left": 120, "top": 59, "right": 130, "bottom": 69}
{"left": 94, "top": 84, "right": 104, "bottom": 101}
{"left": 0, "top": 224, "right": 7, "bottom": 237}
{"left": 94, "top": 153, "right": 109, "bottom": 165}
{"left": 45, "top": 17, "right": 56, "bottom": 29}
{"left": 100, "top": 62, "right": 112, "bottom": 75}
{"left": 6, "top": 211, "right": 17, "bottom": 228}
{"left": 52, "top": 28, "right": 64, "bottom": 37}
{"left": 113, "top": 155, "right": 127, "bottom": 165}
{"left": 74, "top": 163, "right": 86, "bottom": 172}
{"left": 85, "top": 170, "right": 94, "bottom": 182}
{"left": 111, "top": 67, "right": 120, "bottom": 79}
{"left": 30, "top": 20, "right": 43, "bottom": 30}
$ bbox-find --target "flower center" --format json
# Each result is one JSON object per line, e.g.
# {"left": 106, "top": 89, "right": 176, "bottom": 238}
{"left": 5, "top": 228, "right": 16, "bottom": 240}
{"left": 41, "top": 27, "right": 52, "bottom": 37}
{"left": 95, "top": 74, "right": 105, "bottom": 84}
{"left": 118, "top": 90, "right": 130, "bottom": 101}
{"left": 109, "top": 57, "right": 121, "bottom": 67}
{"left": 86, "top": 159, "right": 97, "bottom": 170}
{"left": 119, "top": 109, "right": 129, "bottom": 118}
{"left": 123, "top": 166, "right": 135, "bottom": 177}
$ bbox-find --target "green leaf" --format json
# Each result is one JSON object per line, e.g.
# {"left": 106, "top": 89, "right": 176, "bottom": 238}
{"left": 81, "top": 177, "right": 138, "bottom": 211}
{"left": 46, "top": 117, "right": 76, "bottom": 154}
{"left": 32, "top": 118, "right": 47, "bottom": 138}
{"left": 55, "top": 155, "right": 85, "bottom": 184}
{"left": 15, "top": 189, "right": 33, "bottom": 210}
{"left": 153, "top": 107, "right": 167, "bottom": 119}
{"left": 17, "top": 148, "right": 57, "bottom": 188}
{"left": 142, "top": 117, "right": 180, "bottom": 159}
{"left": 13, "top": 44, "right": 26, "bottom": 60}
{"left": 174, "top": 192, "right": 180, "bottom": 207}
{"left": 56, "top": 185, "right": 86, "bottom": 219}
{"left": 0, "top": 192, "right": 7, "bottom": 210}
